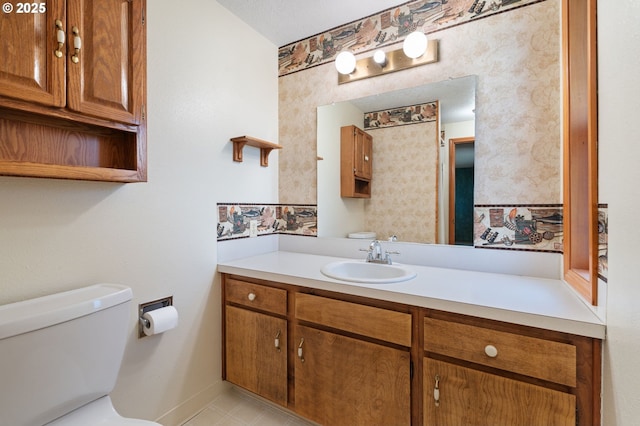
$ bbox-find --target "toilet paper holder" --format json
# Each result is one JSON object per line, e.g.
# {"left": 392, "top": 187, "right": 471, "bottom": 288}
{"left": 138, "top": 296, "right": 173, "bottom": 338}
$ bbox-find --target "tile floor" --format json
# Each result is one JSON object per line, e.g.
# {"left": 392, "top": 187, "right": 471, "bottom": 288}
{"left": 182, "top": 387, "right": 317, "bottom": 426}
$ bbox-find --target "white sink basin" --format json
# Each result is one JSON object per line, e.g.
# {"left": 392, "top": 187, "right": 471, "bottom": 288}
{"left": 320, "top": 260, "right": 417, "bottom": 284}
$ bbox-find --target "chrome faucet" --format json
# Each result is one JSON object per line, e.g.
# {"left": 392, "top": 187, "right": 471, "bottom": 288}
{"left": 362, "top": 239, "right": 396, "bottom": 264}
{"left": 368, "top": 240, "right": 383, "bottom": 262}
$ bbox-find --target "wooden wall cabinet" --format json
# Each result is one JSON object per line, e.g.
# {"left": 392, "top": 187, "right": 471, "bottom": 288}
{"left": 221, "top": 274, "right": 601, "bottom": 425}
{"left": 340, "top": 125, "right": 373, "bottom": 197}
{"left": 0, "top": 0, "right": 147, "bottom": 182}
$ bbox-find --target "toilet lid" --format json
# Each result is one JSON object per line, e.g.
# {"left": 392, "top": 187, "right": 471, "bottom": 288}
{"left": 347, "top": 231, "right": 376, "bottom": 239}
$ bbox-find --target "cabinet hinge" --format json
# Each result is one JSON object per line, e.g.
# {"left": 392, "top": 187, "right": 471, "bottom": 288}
{"left": 410, "top": 360, "right": 414, "bottom": 380}
{"left": 141, "top": 5, "right": 145, "bottom": 25}
{"left": 142, "top": 104, "right": 146, "bottom": 121}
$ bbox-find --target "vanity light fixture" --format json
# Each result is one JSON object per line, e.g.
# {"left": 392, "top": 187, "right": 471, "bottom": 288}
{"left": 335, "top": 51, "right": 357, "bottom": 75}
{"left": 336, "top": 31, "right": 438, "bottom": 84}
{"left": 403, "top": 31, "right": 428, "bottom": 59}
{"left": 373, "top": 50, "right": 387, "bottom": 67}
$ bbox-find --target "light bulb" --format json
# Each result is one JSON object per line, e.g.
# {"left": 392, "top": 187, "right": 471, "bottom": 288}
{"left": 403, "top": 31, "right": 428, "bottom": 59}
{"left": 373, "top": 50, "right": 387, "bottom": 66}
{"left": 335, "top": 51, "right": 356, "bottom": 75}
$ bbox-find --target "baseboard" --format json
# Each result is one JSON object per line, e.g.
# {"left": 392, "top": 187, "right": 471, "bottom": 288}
{"left": 155, "top": 381, "right": 231, "bottom": 425}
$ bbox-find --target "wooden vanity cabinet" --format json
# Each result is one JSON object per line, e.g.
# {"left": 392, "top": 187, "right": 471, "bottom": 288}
{"left": 424, "top": 358, "right": 576, "bottom": 425}
{"left": 423, "top": 310, "right": 601, "bottom": 426}
{"left": 221, "top": 274, "right": 601, "bottom": 426}
{"left": 293, "top": 293, "right": 412, "bottom": 425}
{"left": 341, "top": 125, "right": 373, "bottom": 197}
{"left": 222, "top": 277, "right": 288, "bottom": 406}
{"left": 0, "top": 0, "right": 147, "bottom": 182}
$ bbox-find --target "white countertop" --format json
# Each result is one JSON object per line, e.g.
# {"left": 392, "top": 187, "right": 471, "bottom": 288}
{"left": 217, "top": 250, "right": 606, "bottom": 339}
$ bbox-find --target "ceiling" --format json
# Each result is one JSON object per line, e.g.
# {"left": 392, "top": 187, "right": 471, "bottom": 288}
{"left": 217, "top": 0, "right": 406, "bottom": 47}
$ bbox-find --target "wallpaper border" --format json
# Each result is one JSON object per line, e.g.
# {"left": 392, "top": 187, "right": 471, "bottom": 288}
{"left": 277, "top": 0, "right": 548, "bottom": 77}
{"left": 217, "top": 203, "right": 317, "bottom": 241}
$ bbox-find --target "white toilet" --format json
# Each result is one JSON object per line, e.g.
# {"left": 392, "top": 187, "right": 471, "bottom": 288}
{"left": 0, "top": 283, "right": 161, "bottom": 426}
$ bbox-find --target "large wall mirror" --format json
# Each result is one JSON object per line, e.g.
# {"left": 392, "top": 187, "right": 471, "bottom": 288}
{"left": 317, "top": 75, "right": 476, "bottom": 244}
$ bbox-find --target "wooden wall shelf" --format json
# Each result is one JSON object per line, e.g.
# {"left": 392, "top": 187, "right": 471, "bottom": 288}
{"left": 231, "top": 136, "right": 282, "bottom": 167}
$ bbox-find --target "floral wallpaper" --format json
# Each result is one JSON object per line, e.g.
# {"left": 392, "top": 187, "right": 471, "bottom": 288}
{"left": 364, "top": 120, "right": 439, "bottom": 243}
{"left": 278, "top": 0, "right": 547, "bottom": 77}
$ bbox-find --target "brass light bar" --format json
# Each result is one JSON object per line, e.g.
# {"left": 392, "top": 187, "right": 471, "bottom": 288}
{"left": 338, "top": 39, "right": 439, "bottom": 85}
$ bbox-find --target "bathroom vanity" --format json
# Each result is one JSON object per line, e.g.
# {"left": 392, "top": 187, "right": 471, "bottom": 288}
{"left": 219, "top": 251, "right": 604, "bottom": 425}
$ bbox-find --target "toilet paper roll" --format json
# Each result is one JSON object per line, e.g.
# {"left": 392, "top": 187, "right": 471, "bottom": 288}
{"left": 143, "top": 306, "right": 178, "bottom": 336}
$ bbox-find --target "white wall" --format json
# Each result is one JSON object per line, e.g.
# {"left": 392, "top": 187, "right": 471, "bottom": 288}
{"left": 317, "top": 102, "right": 365, "bottom": 237}
{"left": 0, "top": 0, "right": 278, "bottom": 424}
{"left": 598, "top": 0, "right": 640, "bottom": 424}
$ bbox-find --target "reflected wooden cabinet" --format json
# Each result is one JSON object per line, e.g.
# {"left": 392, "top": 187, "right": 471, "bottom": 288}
{"left": 341, "top": 125, "right": 373, "bottom": 197}
{"left": 0, "top": 0, "right": 146, "bottom": 182}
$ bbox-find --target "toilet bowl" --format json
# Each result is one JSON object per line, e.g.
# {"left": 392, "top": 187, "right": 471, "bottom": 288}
{"left": 47, "top": 396, "right": 158, "bottom": 425}
{"left": 0, "top": 284, "right": 161, "bottom": 426}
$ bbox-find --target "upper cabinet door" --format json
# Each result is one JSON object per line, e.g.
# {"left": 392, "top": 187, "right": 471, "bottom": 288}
{"left": 66, "top": 0, "right": 145, "bottom": 125}
{"left": 0, "top": 0, "right": 66, "bottom": 107}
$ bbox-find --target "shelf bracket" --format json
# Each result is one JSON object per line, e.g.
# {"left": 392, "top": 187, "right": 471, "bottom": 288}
{"left": 230, "top": 135, "right": 282, "bottom": 167}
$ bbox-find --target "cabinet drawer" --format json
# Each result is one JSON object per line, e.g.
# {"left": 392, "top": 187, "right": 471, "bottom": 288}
{"left": 295, "top": 293, "right": 411, "bottom": 347}
{"left": 225, "top": 278, "right": 287, "bottom": 316}
{"left": 424, "top": 317, "right": 576, "bottom": 387}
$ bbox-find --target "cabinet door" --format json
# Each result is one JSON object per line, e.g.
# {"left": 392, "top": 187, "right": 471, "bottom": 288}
{"left": 354, "top": 128, "right": 372, "bottom": 179}
{"left": 0, "top": 0, "right": 66, "bottom": 107}
{"left": 225, "top": 306, "right": 287, "bottom": 406}
{"left": 295, "top": 325, "right": 410, "bottom": 426}
{"left": 424, "top": 358, "right": 576, "bottom": 426}
{"left": 66, "top": 0, "right": 145, "bottom": 124}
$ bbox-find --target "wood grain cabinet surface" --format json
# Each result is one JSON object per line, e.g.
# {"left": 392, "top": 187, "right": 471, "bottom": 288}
{"left": 340, "top": 125, "right": 373, "bottom": 198}
{"left": 223, "top": 279, "right": 288, "bottom": 406}
{"left": 221, "top": 274, "right": 601, "bottom": 426}
{"left": 0, "top": 0, "right": 147, "bottom": 182}
{"left": 294, "top": 324, "right": 411, "bottom": 426}
{"left": 424, "top": 358, "right": 576, "bottom": 426}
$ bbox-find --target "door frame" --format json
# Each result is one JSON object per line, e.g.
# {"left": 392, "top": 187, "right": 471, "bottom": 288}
{"left": 448, "top": 137, "right": 475, "bottom": 245}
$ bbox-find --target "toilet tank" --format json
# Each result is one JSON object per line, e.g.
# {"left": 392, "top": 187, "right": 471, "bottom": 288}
{"left": 0, "top": 284, "right": 133, "bottom": 426}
